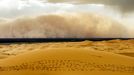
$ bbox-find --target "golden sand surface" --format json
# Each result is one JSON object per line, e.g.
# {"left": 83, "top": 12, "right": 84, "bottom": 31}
{"left": 0, "top": 48, "right": 134, "bottom": 75}
{"left": 0, "top": 40, "right": 134, "bottom": 75}
{"left": 0, "top": 39, "right": 134, "bottom": 59}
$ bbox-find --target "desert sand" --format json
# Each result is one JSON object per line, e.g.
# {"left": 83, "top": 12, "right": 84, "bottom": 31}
{"left": 0, "top": 48, "right": 134, "bottom": 75}
{"left": 0, "top": 39, "right": 134, "bottom": 59}
{"left": 0, "top": 40, "right": 134, "bottom": 75}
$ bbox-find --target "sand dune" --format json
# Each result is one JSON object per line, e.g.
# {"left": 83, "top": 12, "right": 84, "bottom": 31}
{"left": 0, "top": 48, "right": 134, "bottom": 75}
{"left": 0, "top": 40, "right": 134, "bottom": 60}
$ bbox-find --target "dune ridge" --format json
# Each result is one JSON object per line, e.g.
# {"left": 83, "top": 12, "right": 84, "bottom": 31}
{"left": 0, "top": 48, "right": 134, "bottom": 75}
{"left": 0, "top": 40, "right": 134, "bottom": 60}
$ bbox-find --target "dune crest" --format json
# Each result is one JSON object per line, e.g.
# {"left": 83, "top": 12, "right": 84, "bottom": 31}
{"left": 0, "top": 48, "right": 134, "bottom": 75}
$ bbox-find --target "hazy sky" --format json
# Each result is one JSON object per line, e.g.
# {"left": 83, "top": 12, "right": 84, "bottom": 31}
{"left": 0, "top": 0, "right": 133, "bottom": 27}
{"left": 0, "top": 0, "right": 133, "bottom": 17}
{"left": 43, "top": 0, "right": 134, "bottom": 13}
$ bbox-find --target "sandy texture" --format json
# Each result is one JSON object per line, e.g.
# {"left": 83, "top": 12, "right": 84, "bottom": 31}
{"left": 0, "top": 39, "right": 134, "bottom": 59}
{"left": 0, "top": 40, "right": 134, "bottom": 75}
{"left": 0, "top": 48, "right": 134, "bottom": 75}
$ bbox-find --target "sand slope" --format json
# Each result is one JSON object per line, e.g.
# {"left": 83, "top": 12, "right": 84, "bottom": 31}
{"left": 0, "top": 48, "right": 134, "bottom": 75}
{"left": 0, "top": 40, "right": 134, "bottom": 60}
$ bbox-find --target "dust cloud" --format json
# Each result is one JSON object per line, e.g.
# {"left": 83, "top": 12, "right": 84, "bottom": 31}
{"left": 0, "top": 13, "right": 127, "bottom": 38}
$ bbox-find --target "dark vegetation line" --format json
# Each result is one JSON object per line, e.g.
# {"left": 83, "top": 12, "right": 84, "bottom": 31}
{"left": 0, "top": 38, "right": 133, "bottom": 43}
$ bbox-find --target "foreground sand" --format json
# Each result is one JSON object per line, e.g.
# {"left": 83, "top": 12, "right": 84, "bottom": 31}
{"left": 0, "top": 40, "right": 134, "bottom": 75}
{"left": 0, "top": 48, "right": 134, "bottom": 75}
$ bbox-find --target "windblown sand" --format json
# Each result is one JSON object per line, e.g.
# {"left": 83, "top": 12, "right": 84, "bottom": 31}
{"left": 0, "top": 40, "right": 134, "bottom": 75}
